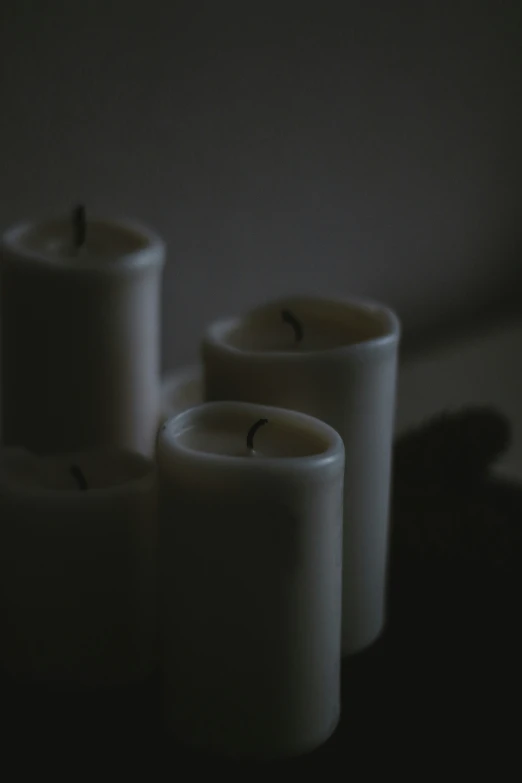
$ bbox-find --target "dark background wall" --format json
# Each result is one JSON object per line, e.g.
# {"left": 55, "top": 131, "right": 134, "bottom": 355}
{"left": 1, "top": 1, "right": 520, "bottom": 368}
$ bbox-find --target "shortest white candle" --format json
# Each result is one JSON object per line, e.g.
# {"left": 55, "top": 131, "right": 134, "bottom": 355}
{"left": 0, "top": 448, "right": 157, "bottom": 685}
{"left": 157, "top": 402, "right": 345, "bottom": 759}
{"left": 159, "top": 364, "right": 203, "bottom": 425}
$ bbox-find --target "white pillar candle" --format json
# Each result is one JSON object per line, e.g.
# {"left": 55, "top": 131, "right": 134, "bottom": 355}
{"left": 0, "top": 447, "right": 157, "bottom": 685}
{"left": 159, "top": 364, "right": 203, "bottom": 425}
{"left": 0, "top": 211, "right": 165, "bottom": 455}
{"left": 157, "top": 401, "right": 344, "bottom": 759}
{"left": 202, "top": 296, "right": 400, "bottom": 655}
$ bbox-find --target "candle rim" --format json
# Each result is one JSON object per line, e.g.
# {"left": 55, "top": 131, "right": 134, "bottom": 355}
{"left": 0, "top": 447, "right": 156, "bottom": 498}
{"left": 0, "top": 215, "right": 165, "bottom": 276}
{"left": 158, "top": 401, "right": 345, "bottom": 468}
{"left": 203, "top": 295, "right": 400, "bottom": 359}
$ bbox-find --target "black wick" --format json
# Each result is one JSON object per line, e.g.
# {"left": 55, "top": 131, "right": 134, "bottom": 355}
{"left": 70, "top": 464, "right": 88, "bottom": 491}
{"left": 73, "top": 204, "right": 86, "bottom": 248}
{"left": 247, "top": 418, "right": 268, "bottom": 451}
{"left": 281, "top": 309, "right": 303, "bottom": 343}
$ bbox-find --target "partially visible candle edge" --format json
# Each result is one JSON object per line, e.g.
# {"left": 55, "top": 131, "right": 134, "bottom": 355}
{"left": 0, "top": 447, "right": 156, "bottom": 500}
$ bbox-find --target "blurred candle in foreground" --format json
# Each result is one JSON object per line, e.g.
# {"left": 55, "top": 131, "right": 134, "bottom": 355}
{"left": 0, "top": 208, "right": 165, "bottom": 455}
{"left": 0, "top": 447, "right": 157, "bottom": 684}
{"left": 158, "top": 401, "right": 344, "bottom": 759}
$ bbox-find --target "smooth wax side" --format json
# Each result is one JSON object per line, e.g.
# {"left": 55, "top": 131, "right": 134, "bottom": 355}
{"left": 202, "top": 295, "right": 400, "bottom": 655}
{"left": 0, "top": 215, "right": 165, "bottom": 456}
{"left": 157, "top": 401, "right": 344, "bottom": 759}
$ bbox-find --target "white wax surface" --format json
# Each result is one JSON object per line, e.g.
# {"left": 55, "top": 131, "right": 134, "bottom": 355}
{"left": 9, "top": 217, "right": 154, "bottom": 269}
{"left": 0, "top": 215, "right": 165, "bottom": 455}
{"left": 158, "top": 402, "right": 344, "bottom": 758}
{"left": 220, "top": 297, "right": 392, "bottom": 353}
{"left": 203, "top": 296, "right": 400, "bottom": 656}
{"left": 175, "top": 413, "right": 330, "bottom": 459}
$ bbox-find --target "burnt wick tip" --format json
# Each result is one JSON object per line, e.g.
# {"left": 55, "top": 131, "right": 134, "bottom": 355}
{"left": 281, "top": 309, "right": 303, "bottom": 342}
{"left": 73, "top": 204, "right": 86, "bottom": 248}
{"left": 70, "top": 464, "right": 88, "bottom": 491}
{"left": 247, "top": 418, "right": 268, "bottom": 451}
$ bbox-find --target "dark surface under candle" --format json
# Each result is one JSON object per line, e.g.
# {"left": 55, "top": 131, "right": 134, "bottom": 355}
{"left": 1, "top": 429, "right": 520, "bottom": 771}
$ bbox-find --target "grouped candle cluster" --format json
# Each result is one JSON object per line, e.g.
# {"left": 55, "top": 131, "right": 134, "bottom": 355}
{"left": 0, "top": 209, "right": 400, "bottom": 759}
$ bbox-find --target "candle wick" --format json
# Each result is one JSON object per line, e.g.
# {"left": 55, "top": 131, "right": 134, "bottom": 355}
{"left": 73, "top": 204, "right": 86, "bottom": 249}
{"left": 281, "top": 309, "right": 303, "bottom": 343}
{"left": 70, "top": 464, "right": 88, "bottom": 491}
{"left": 247, "top": 418, "right": 268, "bottom": 451}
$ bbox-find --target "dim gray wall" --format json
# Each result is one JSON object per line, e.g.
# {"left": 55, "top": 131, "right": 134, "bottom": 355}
{"left": 1, "top": 1, "right": 521, "bottom": 369}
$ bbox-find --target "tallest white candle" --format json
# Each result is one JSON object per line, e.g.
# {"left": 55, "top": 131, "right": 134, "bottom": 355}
{"left": 0, "top": 212, "right": 165, "bottom": 455}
